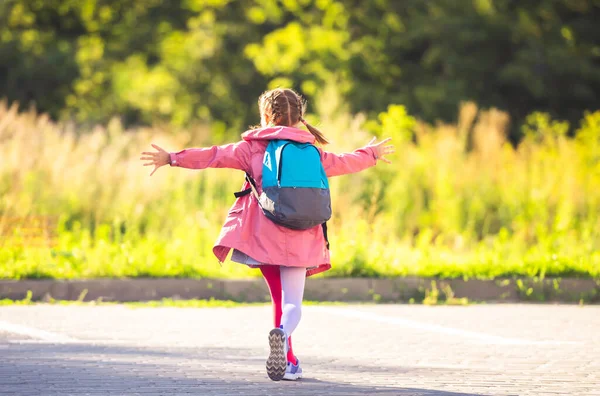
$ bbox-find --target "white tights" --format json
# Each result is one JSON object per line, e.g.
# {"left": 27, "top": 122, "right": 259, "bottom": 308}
{"left": 279, "top": 266, "right": 306, "bottom": 337}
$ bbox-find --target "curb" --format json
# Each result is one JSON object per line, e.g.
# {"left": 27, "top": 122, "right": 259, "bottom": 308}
{"left": 0, "top": 277, "right": 598, "bottom": 303}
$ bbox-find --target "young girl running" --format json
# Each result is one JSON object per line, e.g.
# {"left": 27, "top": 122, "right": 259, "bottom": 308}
{"left": 140, "top": 88, "right": 394, "bottom": 381}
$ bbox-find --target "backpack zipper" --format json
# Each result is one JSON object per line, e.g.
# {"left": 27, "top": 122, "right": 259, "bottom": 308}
{"left": 277, "top": 142, "right": 292, "bottom": 187}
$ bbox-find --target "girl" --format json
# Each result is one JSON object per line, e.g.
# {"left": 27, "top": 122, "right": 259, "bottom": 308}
{"left": 140, "top": 88, "right": 394, "bottom": 381}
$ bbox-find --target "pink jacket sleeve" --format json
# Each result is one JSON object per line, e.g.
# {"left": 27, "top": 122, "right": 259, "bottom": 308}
{"left": 319, "top": 146, "right": 378, "bottom": 177}
{"left": 169, "top": 141, "right": 251, "bottom": 171}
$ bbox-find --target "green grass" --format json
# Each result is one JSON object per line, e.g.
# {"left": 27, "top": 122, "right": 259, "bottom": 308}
{"left": 1, "top": 94, "right": 599, "bottom": 281}
{"left": 0, "top": 296, "right": 265, "bottom": 308}
{"left": 0, "top": 292, "right": 349, "bottom": 308}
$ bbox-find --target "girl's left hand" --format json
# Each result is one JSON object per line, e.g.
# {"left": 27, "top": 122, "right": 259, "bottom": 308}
{"left": 140, "top": 144, "right": 170, "bottom": 176}
{"left": 367, "top": 137, "right": 395, "bottom": 164}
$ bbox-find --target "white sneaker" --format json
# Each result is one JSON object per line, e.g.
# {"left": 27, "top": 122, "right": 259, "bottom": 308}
{"left": 283, "top": 359, "right": 303, "bottom": 381}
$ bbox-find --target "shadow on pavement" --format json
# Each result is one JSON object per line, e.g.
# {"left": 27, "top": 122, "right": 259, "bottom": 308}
{"left": 0, "top": 342, "right": 488, "bottom": 396}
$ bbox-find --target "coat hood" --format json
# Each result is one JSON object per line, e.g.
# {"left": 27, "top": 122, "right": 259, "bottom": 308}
{"left": 241, "top": 126, "right": 315, "bottom": 144}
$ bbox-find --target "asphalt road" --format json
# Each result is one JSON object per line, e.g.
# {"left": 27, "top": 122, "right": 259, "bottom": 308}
{"left": 0, "top": 304, "right": 598, "bottom": 395}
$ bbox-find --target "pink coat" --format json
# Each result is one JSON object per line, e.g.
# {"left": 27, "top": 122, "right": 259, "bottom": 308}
{"left": 169, "top": 126, "right": 378, "bottom": 276}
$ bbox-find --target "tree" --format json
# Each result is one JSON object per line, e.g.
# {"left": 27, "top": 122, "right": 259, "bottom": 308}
{"left": 1, "top": 0, "right": 599, "bottom": 138}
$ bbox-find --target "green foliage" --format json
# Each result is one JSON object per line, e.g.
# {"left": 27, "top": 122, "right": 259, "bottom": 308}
{"left": 0, "top": 296, "right": 347, "bottom": 307}
{"left": 1, "top": 0, "right": 599, "bottom": 135}
{"left": 0, "top": 0, "right": 267, "bottom": 128}
{"left": 1, "top": 94, "right": 599, "bottom": 280}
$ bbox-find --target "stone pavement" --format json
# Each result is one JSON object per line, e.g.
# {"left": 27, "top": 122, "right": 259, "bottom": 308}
{"left": 0, "top": 304, "right": 598, "bottom": 395}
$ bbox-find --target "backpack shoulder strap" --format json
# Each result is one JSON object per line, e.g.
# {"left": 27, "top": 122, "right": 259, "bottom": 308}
{"left": 234, "top": 172, "right": 260, "bottom": 199}
{"left": 321, "top": 222, "right": 330, "bottom": 250}
{"left": 234, "top": 139, "right": 284, "bottom": 198}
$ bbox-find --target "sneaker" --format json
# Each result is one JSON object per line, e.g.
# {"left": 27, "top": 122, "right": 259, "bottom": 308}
{"left": 266, "top": 327, "right": 287, "bottom": 381}
{"left": 283, "top": 359, "right": 303, "bottom": 381}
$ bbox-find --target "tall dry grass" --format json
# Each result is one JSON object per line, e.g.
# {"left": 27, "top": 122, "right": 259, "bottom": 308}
{"left": 1, "top": 87, "right": 599, "bottom": 279}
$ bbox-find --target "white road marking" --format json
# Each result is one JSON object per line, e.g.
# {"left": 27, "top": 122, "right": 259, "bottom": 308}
{"left": 0, "top": 320, "right": 77, "bottom": 343}
{"left": 313, "top": 307, "right": 581, "bottom": 346}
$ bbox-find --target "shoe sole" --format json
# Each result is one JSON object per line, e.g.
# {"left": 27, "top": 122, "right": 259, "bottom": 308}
{"left": 266, "top": 328, "right": 286, "bottom": 381}
{"left": 283, "top": 372, "right": 302, "bottom": 381}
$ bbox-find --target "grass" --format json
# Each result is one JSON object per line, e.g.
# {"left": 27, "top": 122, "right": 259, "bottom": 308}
{"left": 0, "top": 297, "right": 468, "bottom": 307}
{"left": 0, "top": 291, "right": 349, "bottom": 307}
{"left": 0, "top": 293, "right": 470, "bottom": 307}
{"left": 1, "top": 86, "right": 599, "bottom": 280}
{"left": 0, "top": 296, "right": 266, "bottom": 308}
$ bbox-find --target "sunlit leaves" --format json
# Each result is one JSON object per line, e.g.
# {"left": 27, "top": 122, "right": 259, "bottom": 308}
{"left": 0, "top": 0, "right": 599, "bottom": 133}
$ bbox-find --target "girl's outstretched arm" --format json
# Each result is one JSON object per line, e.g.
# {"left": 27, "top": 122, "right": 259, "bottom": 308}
{"left": 140, "top": 141, "right": 252, "bottom": 176}
{"left": 320, "top": 137, "right": 394, "bottom": 177}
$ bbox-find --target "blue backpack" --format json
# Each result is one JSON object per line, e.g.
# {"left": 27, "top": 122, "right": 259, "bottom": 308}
{"left": 235, "top": 139, "right": 331, "bottom": 239}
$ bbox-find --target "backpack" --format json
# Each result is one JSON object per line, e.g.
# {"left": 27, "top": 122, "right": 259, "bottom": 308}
{"left": 235, "top": 139, "right": 332, "bottom": 242}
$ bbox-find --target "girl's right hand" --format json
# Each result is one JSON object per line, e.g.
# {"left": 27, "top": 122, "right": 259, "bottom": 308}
{"left": 140, "top": 144, "right": 170, "bottom": 176}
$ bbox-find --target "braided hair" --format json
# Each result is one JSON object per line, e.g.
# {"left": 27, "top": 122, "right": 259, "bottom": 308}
{"left": 257, "top": 88, "right": 329, "bottom": 145}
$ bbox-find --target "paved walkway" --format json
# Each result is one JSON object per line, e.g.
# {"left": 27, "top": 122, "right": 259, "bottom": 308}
{"left": 0, "top": 304, "right": 598, "bottom": 395}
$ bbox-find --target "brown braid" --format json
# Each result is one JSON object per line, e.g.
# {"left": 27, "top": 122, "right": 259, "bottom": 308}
{"left": 297, "top": 95, "right": 305, "bottom": 121}
{"left": 256, "top": 88, "right": 330, "bottom": 145}
{"left": 281, "top": 91, "right": 291, "bottom": 126}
